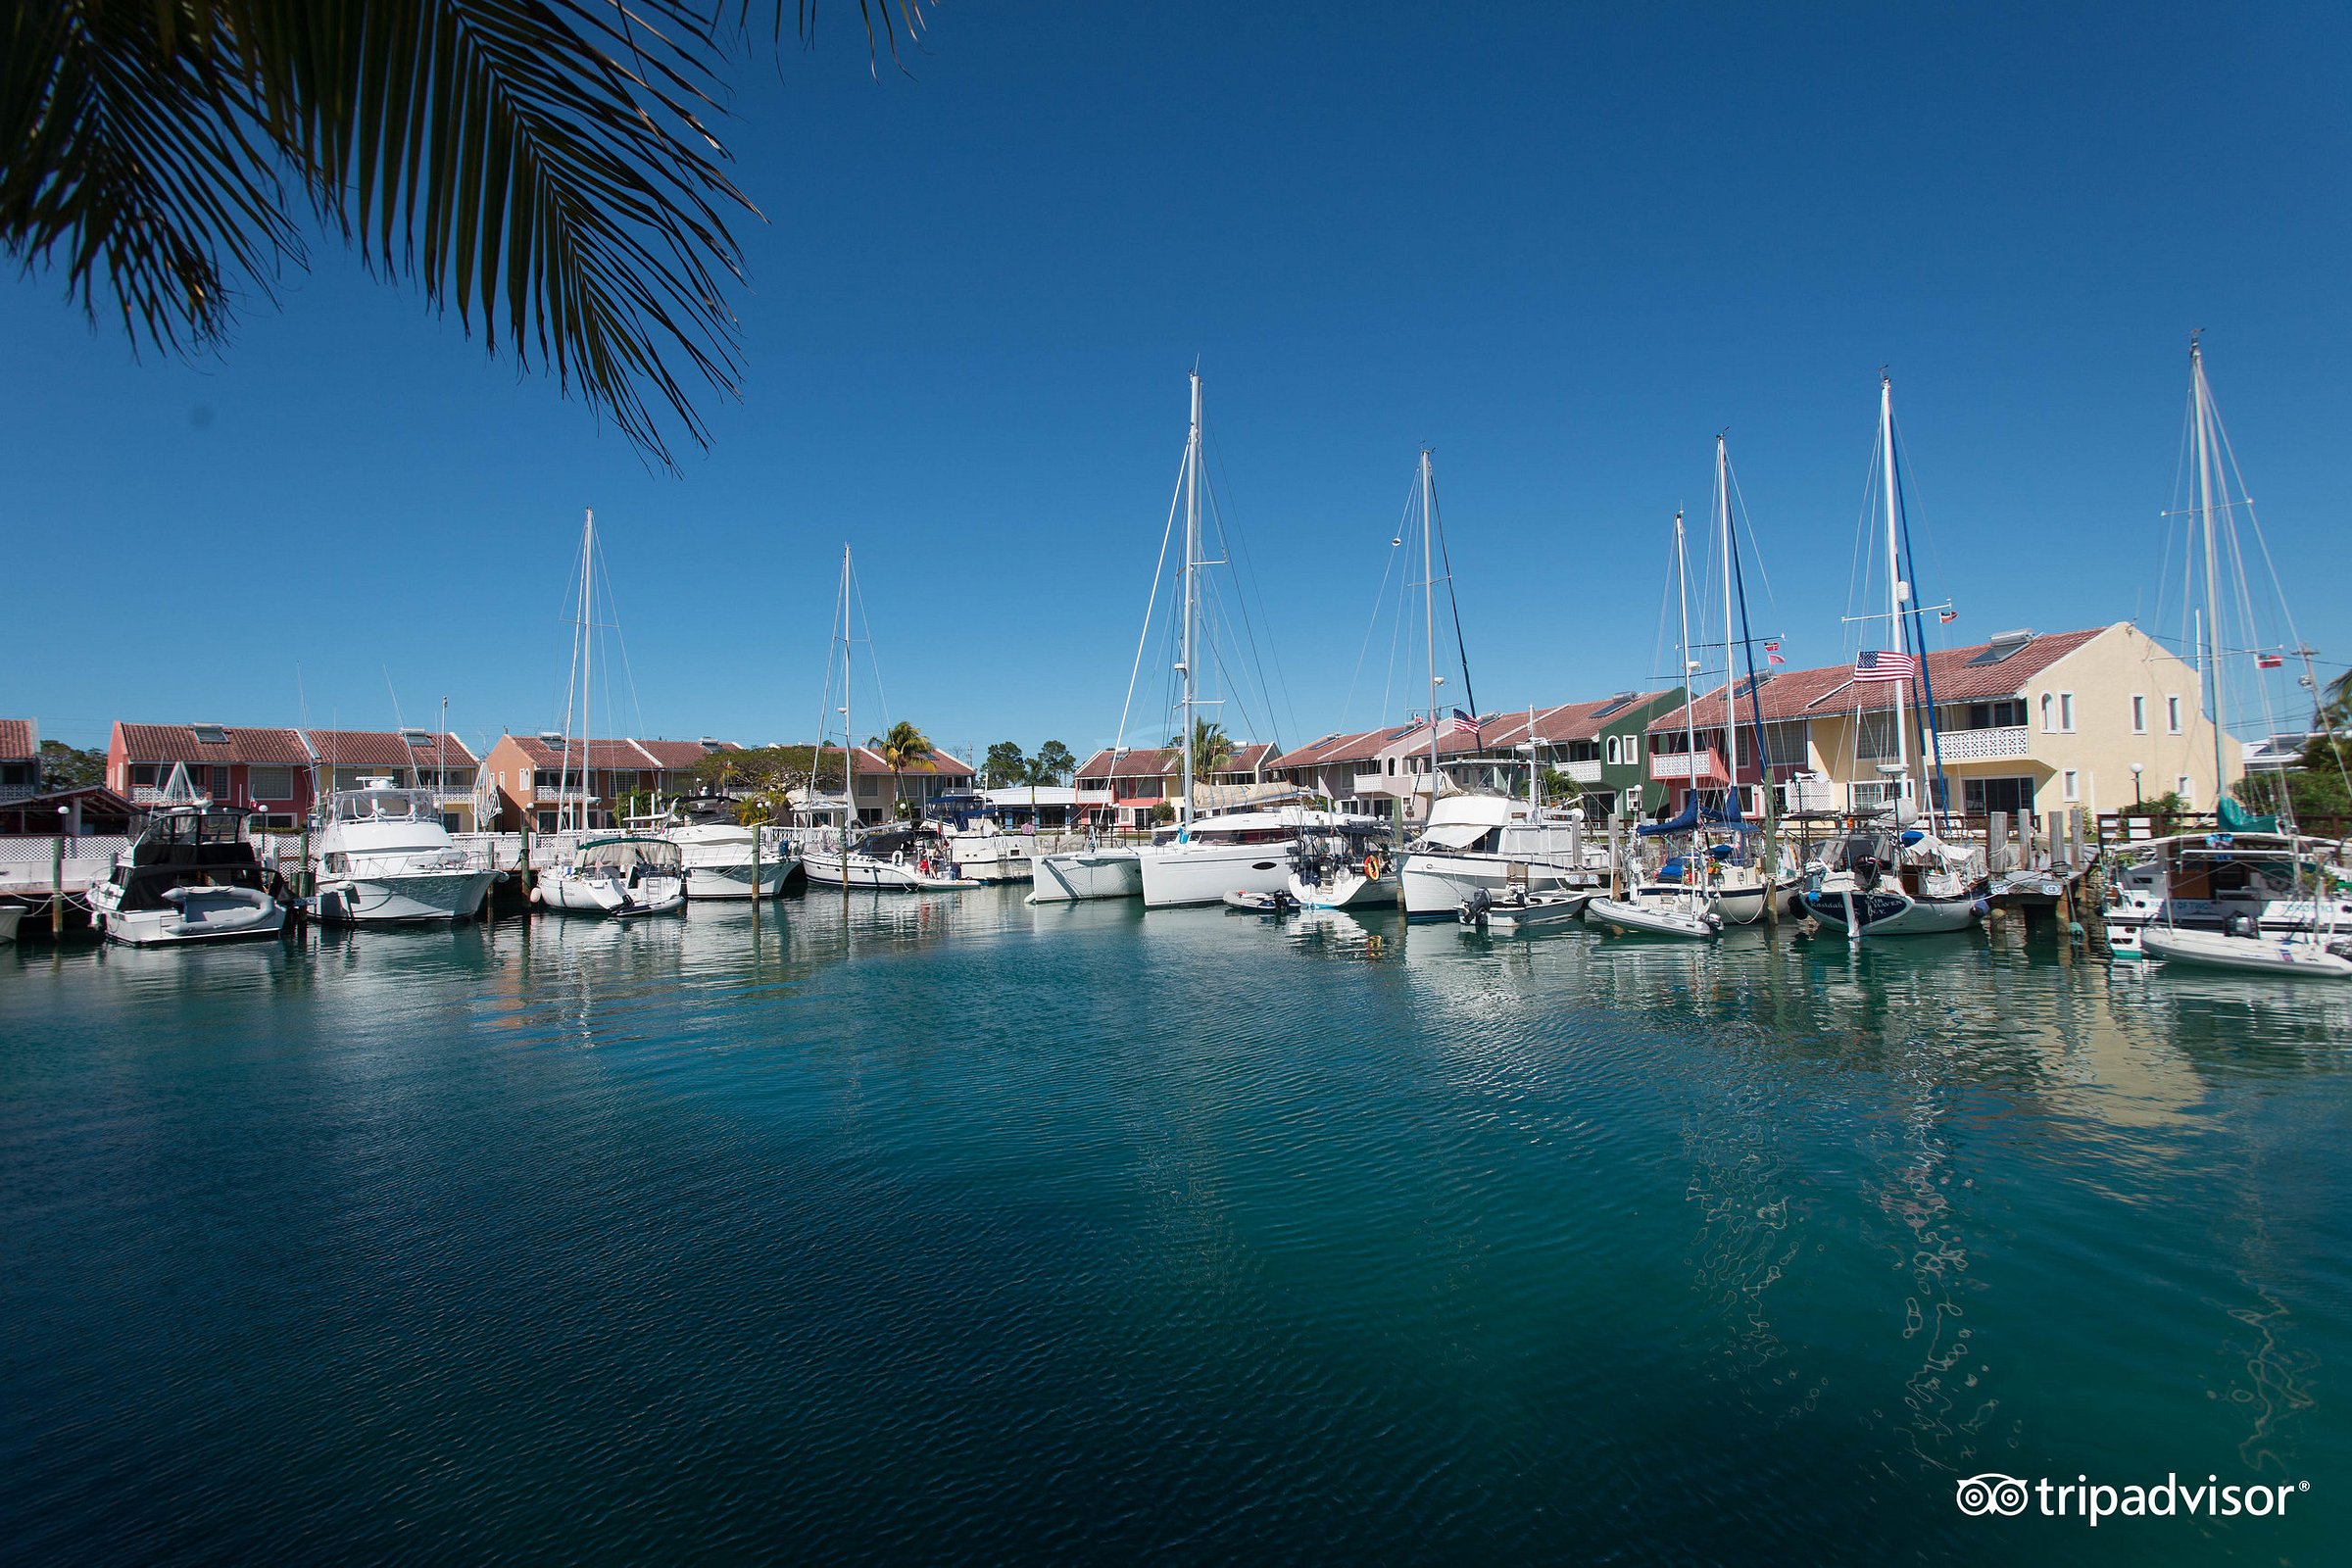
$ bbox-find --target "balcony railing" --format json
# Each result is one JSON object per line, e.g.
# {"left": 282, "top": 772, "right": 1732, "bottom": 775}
{"left": 1935, "top": 725, "right": 2032, "bottom": 762}
{"left": 1649, "top": 750, "right": 1727, "bottom": 783}
{"left": 1558, "top": 759, "right": 1602, "bottom": 785}
{"left": 533, "top": 786, "right": 601, "bottom": 804}
{"left": 0, "top": 783, "right": 35, "bottom": 804}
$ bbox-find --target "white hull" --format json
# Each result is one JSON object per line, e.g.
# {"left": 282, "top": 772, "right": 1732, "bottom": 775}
{"left": 0, "top": 904, "right": 21, "bottom": 943}
{"left": 310, "top": 870, "right": 497, "bottom": 924}
{"left": 538, "top": 870, "right": 685, "bottom": 916}
{"left": 681, "top": 856, "right": 799, "bottom": 900}
{"left": 1399, "top": 854, "right": 1593, "bottom": 918}
{"left": 1287, "top": 866, "right": 1397, "bottom": 909}
{"left": 940, "top": 833, "right": 1035, "bottom": 883}
{"left": 95, "top": 886, "right": 287, "bottom": 946}
{"left": 1138, "top": 838, "right": 1299, "bottom": 908}
{"left": 1589, "top": 895, "right": 1720, "bottom": 939}
{"left": 2142, "top": 925, "right": 2352, "bottom": 978}
{"left": 1028, "top": 849, "right": 1143, "bottom": 903}
{"left": 1463, "top": 888, "right": 1593, "bottom": 932}
{"left": 804, "top": 850, "right": 979, "bottom": 891}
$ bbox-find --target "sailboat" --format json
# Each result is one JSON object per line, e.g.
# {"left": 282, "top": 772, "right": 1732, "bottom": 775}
{"left": 534, "top": 509, "right": 686, "bottom": 917}
{"left": 802, "top": 545, "right": 980, "bottom": 893}
{"left": 1590, "top": 511, "right": 1723, "bottom": 940}
{"left": 1800, "top": 375, "right": 1987, "bottom": 940}
{"left": 1390, "top": 450, "right": 1599, "bottom": 918}
{"left": 2119, "top": 339, "right": 2351, "bottom": 978}
{"left": 1133, "top": 371, "right": 1336, "bottom": 908}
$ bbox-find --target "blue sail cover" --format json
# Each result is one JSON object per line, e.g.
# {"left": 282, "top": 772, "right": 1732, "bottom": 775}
{"left": 1637, "top": 799, "right": 1700, "bottom": 839}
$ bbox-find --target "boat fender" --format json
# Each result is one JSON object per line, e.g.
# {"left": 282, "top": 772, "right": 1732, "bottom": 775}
{"left": 1974, "top": 898, "right": 1992, "bottom": 918}
{"left": 529, "top": 885, "right": 542, "bottom": 905}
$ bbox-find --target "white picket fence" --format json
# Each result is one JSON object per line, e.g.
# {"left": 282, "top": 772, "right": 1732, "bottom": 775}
{"left": 0, "top": 835, "right": 130, "bottom": 893}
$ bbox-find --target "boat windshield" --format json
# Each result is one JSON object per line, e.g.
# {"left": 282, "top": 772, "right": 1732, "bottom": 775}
{"left": 333, "top": 789, "right": 431, "bottom": 822}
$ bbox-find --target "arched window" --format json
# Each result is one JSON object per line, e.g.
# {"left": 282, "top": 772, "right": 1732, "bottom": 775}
{"left": 1606, "top": 736, "right": 1621, "bottom": 765}
{"left": 2039, "top": 692, "right": 2055, "bottom": 732}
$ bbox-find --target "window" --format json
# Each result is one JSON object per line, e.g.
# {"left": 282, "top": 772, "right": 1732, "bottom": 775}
{"left": 248, "top": 766, "right": 293, "bottom": 801}
{"left": 2131, "top": 695, "right": 2146, "bottom": 734}
{"left": 1855, "top": 711, "right": 1899, "bottom": 759}
{"left": 1851, "top": 781, "right": 1893, "bottom": 809}
{"left": 2062, "top": 770, "right": 2080, "bottom": 803}
{"left": 1963, "top": 775, "right": 2036, "bottom": 819}
{"left": 210, "top": 765, "right": 232, "bottom": 796}
{"left": 130, "top": 763, "right": 158, "bottom": 787}
{"left": 537, "top": 811, "right": 557, "bottom": 833}
{"left": 2040, "top": 693, "right": 2055, "bottom": 732}
{"left": 1386, "top": 758, "right": 1396, "bottom": 776}
{"left": 1605, "top": 736, "right": 1620, "bottom": 765}
{"left": 1960, "top": 700, "right": 2026, "bottom": 730}
{"left": 2058, "top": 693, "right": 2076, "bottom": 733}
{"left": 2166, "top": 695, "right": 2182, "bottom": 734}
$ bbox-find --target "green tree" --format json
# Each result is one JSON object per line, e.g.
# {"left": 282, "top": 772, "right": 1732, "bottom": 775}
{"left": 1170, "top": 718, "right": 1232, "bottom": 783}
{"left": 5, "top": 2, "right": 923, "bottom": 467}
{"left": 982, "top": 740, "right": 1027, "bottom": 789}
{"left": 38, "top": 740, "right": 104, "bottom": 791}
{"left": 867, "top": 720, "right": 933, "bottom": 818}
{"left": 1034, "top": 740, "right": 1076, "bottom": 783}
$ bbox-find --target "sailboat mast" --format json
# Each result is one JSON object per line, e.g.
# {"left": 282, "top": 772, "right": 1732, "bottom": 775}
{"left": 2192, "top": 339, "right": 2227, "bottom": 809}
{"left": 1880, "top": 376, "right": 1910, "bottom": 798}
{"left": 1179, "top": 371, "right": 1200, "bottom": 830}
{"left": 1422, "top": 450, "right": 1441, "bottom": 794}
{"left": 1718, "top": 436, "right": 1738, "bottom": 816}
{"left": 1675, "top": 511, "right": 1698, "bottom": 806}
{"left": 579, "top": 508, "right": 595, "bottom": 833}
{"left": 840, "top": 544, "right": 856, "bottom": 826}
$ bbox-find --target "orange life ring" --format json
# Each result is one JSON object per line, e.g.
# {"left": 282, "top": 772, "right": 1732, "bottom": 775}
{"left": 1364, "top": 853, "right": 1380, "bottom": 880}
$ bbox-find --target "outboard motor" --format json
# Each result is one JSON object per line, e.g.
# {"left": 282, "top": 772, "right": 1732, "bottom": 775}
{"left": 1461, "top": 887, "right": 1494, "bottom": 928}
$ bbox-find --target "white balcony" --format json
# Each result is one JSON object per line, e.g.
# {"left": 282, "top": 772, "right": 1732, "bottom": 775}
{"left": 1649, "top": 750, "right": 1727, "bottom": 784}
{"left": 533, "top": 786, "right": 601, "bottom": 805}
{"left": 1936, "top": 725, "right": 2032, "bottom": 762}
{"left": 1558, "top": 759, "right": 1602, "bottom": 785}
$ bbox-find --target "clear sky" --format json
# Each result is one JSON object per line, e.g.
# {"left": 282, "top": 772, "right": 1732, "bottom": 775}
{"left": 6, "top": 3, "right": 2347, "bottom": 761}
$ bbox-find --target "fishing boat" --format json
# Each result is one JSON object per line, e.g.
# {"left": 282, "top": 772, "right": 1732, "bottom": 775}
{"left": 307, "top": 778, "right": 497, "bottom": 924}
{"left": 1800, "top": 375, "right": 1988, "bottom": 941}
{"left": 804, "top": 545, "right": 983, "bottom": 894}
{"left": 88, "top": 791, "right": 286, "bottom": 946}
{"left": 663, "top": 804, "right": 799, "bottom": 900}
{"left": 2110, "top": 339, "right": 2350, "bottom": 976}
{"left": 1287, "top": 819, "right": 1398, "bottom": 909}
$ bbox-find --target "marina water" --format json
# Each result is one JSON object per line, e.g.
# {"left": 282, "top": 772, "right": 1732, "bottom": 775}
{"left": 4, "top": 893, "right": 2346, "bottom": 1563}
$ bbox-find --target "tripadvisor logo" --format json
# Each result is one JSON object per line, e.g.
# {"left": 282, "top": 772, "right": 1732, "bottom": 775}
{"left": 1955, "top": 1472, "right": 2309, "bottom": 1525}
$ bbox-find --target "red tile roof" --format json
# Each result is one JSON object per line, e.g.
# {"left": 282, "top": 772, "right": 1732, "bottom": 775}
{"left": 1645, "top": 625, "right": 2114, "bottom": 731}
{"left": 632, "top": 738, "right": 738, "bottom": 768}
{"left": 0, "top": 718, "right": 33, "bottom": 760}
{"left": 1479, "top": 692, "right": 1675, "bottom": 747}
{"left": 1216, "top": 742, "right": 1277, "bottom": 775}
{"left": 505, "top": 736, "right": 664, "bottom": 770}
{"left": 1269, "top": 726, "right": 1405, "bottom": 770}
{"left": 847, "top": 745, "right": 972, "bottom": 776}
{"left": 303, "top": 729, "right": 477, "bottom": 768}
{"left": 115, "top": 721, "right": 312, "bottom": 766}
{"left": 1075, "top": 747, "right": 1178, "bottom": 781}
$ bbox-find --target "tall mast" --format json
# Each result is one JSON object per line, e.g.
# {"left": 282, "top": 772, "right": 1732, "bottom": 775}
{"left": 1675, "top": 511, "right": 1698, "bottom": 808}
{"left": 1422, "top": 449, "right": 1441, "bottom": 796}
{"left": 840, "top": 544, "right": 856, "bottom": 827}
{"left": 1179, "top": 370, "right": 1200, "bottom": 830}
{"left": 1718, "top": 434, "right": 1738, "bottom": 818}
{"left": 579, "top": 508, "right": 595, "bottom": 832}
{"left": 2192, "top": 338, "right": 2227, "bottom": 808}
{"left": 1880, "top": 375, "right": 1910, "bottom": 799}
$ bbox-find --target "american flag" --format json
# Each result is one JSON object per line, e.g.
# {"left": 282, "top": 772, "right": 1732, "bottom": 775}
{"left": 2256, "top": 653, "right": 2285, "bottom": 669}
{"left": 1854, "top": 650, "right": 1918, "bottom": 683}
{"left": 1938, "top": 610, "right": 1958, "bottom": 623}
{"left": 1766, "top": 649, "right": 1786, "bottom": 665}
{"left": 1447, "top": 708, "right": 1481, "bottom": 736}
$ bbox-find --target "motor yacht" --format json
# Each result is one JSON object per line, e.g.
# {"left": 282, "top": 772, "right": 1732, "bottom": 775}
{"left": 88, "top": 805, "right": 287, "bottom": 946}
{"left": 308, "top": 779, "right": 497, "bottom": 924}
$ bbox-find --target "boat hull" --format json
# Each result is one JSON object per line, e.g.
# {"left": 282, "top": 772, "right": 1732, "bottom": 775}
{"left": 680, "top": 855, "right": 800, "bottom": 900}
{"left": 941, "top": 834, "right": 1035, "bottom": 883}
{"left": 1138, "top": 839, "right": 1298, "bottom": 908}
{"left": 1028, "top": 849, "right": 1143, "bottom": 903}
{"left": 537, "top": 870, "right": 686, "bottom": 916}
{"left": 0, "top": 904, "right": 21, "bottom": 943}
{"left": 95, "top": 886, "right": 287, "bottom": 946}
{"left": 2141, "top": 925, "right": 2352, "bottom": 977}
{"left": 311, "top": 870, "right": 497, "bottom": 925}
{"left": 1589, "top": 896, "right": 1719, "bottom": 939}
{"left": 1802, "top": 886, "right": 1984, "bottom": 937}
{"left": 1399, "top": 854, "right": 1593, "bottom": 919}
{"left": 804, "top": 851, "right": 979, "bottom": 891}
{"left": 1287, "top": 866, "right": 1397, "bottom": 909}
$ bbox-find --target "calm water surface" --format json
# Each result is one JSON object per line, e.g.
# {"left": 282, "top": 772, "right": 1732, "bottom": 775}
{"left": 3, "top": 892, "right": 2346, "bottom": 1563}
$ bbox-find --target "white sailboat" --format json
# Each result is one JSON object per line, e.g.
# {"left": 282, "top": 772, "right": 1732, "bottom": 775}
{"left": 802, "top": 545, "right": 981, "bottom": 893}
{"left": 534, "top": 509, "right": 685, "bottom": 918}
{"left": 2127, "top": 338, "right": 2350, "bottom": 978}
{"left": 1590, "top": 511, "right": 1722, "bottom": 941}
{"left": 1799, "top": 375, "right": 1986, "bottom": 940}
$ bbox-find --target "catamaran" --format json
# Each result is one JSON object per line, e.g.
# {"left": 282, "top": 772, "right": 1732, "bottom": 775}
{"left": 1799, "top": 375, "right": 1988, "bottom": 940}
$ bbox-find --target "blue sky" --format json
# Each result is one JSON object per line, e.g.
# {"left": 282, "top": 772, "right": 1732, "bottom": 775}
{"left": 7, "top": 3, "right": 2347, "bottom": 760}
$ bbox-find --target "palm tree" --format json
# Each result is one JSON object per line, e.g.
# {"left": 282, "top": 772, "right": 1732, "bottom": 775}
{"left": 4, "top": 2, "right": 923, "bottom": 468}
{"left": 1178, "top": 718, "right": 1233, "bottom": 783}
{"left": 867, "top": 720, "right": 933, "bottom": 819}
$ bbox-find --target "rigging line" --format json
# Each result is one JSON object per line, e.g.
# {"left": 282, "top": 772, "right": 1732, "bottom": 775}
{"left": 1426, "top": 464, "right": 1479, "bottom": 718}
{"left": 1113, "top": 446, "right": 1192, "bottom": 762}
{"left": 1340, "top": 522, "right": 1406, "bottom": 729}
{"left": 1844, "top": 416, "right": 1882, "bottom": 654}
{"left": 1200, "top": 409, "right": 1301, "bottom": 747}
{"left": 1377, "top": 468, "right": 1420, "bottom": 723}
{"left": 593, "top": 534, "right": 649, "bottom": 752}
{"left": 849, "top": 560, "right": 893, "bottom": 738}
{"left": 1200, "top": 466, "right": 1287, "bottom": 754}
{"left": 1886, "top": 406, "right": 1953, "bottom": 616}
{"left": 1892, "top": 435, "right": 1953, "bottom": 819}
{"left": 1722, "top": 457, "right": 1781, "bottom": 619}
{"left": 2209, "top": 390, "right": 2316, "bottom": 693}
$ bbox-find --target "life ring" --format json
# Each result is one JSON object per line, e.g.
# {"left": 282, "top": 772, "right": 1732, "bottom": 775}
{"left": 892, "top": 849, "right": 906, "bottom": 865}
{"left": 1364, "top": 854, "right": 1380, "bottom": 880}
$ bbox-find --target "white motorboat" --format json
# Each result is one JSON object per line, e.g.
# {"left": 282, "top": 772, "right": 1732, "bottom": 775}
{"left": 1222, "top": 887, "right": 1298, "bottom": 916}
{"left": 307, "top": 780, "right": 497, "bottom": 924}
{"left": 2141, "top": 921, "right": 2352, "bottom": 979}
{"left": 1138, "top": 806, "right": 1340, "bottom": 908}
{"left": 1287, "top": 822, "right": 1399, "bottom": 909}
{"left": 666, "top": 817, "right": 799, "bottom": 900}
{"left": 1398, "top": 794, "right": 1605, "bottom": 917}
{"left": 924, "top": 792, "right": 1036, "bottom": 883}
{"left": 2103, "top": 832, "right": 2352, "bottom": 957}
{"left": 803, "top": 826, "right": 981, "bottom": 891}
{"left": 1028, "top": 843, "right": 1143, "bottom": 903}
{"left": 88, "top": 804, "right": 287, "bottom": 946}
{"left": 1458, "top": 886, "right": 1592, "bottom": 932}
{"left": 535, "top": 835, "right": 686, "bottom": 917}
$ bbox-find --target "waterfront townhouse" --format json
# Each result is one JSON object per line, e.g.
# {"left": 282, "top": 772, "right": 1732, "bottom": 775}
{"left": 1072, "top": 747, "right": 1178, "bottom": 827}
{"left": 841, "top": 744, "right": 974, "bottom": 823}
{"left": 0, "top": 718, "right": 35, "bottom": 804}
{"left": 105, "top": 721, "right": 317, "bottom": 826}
{"left": 1642, "top": 623, "right": 2237, "bottom": 823}
{"left": 1268, "top": 716, "right": 1496, "bottom": 822}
